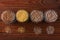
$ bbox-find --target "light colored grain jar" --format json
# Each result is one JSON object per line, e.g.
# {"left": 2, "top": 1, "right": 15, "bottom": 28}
{"left": 45, "top": 10, "right": 58, "bottom": 22}
{"left": 30, "top": 10, "right": 43, "bottom": 23}
{"left": 1, "top": 10, "right": 15, "bottom": 24}
{"left": 16, "top": 10, "right": 29, "bottom": 22}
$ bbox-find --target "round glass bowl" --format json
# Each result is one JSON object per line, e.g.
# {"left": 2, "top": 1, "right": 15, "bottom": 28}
{"left": 16, "top": 10, "right": 29, "bottom": 22}
{"left": 30, "top": 10, "right": 43, "bottom": 23}
{"left": 46, "top": 26, "right": 55, "bottom": 34}
{"left": 45, "top": 10, "right": 58, "bottom": 22}
{"left": 33, "top": 26, "right": 42, "bottom": 35}
{"left": 17, "top": 27, "right": 25, "bottom": 33}
{"left": 1, "top": 10, "right": 15, "bottom": 24}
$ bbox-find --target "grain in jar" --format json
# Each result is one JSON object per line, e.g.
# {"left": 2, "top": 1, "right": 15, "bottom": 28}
{"left": 16, "top": 10, "right": 29, "bottom": 22}
{"left": 1, "top": 10, "right": 15, "bottom": 24}
{"left": 45, "top": 10, "right": 58, "bottom": 22}
{"left": 30, "top": 10, "right": 43, "bottom": 23}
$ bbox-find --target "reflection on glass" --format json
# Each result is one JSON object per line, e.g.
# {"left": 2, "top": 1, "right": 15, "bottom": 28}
{"left": 4, "top": 27, "right": 11, "bottom": 33}
{"left": 17, "top": 27, "right": 25, "bottom": 33}
{"left": 46, "top": 26, "right": 55, "bottom": 34}
{"left": 33, "top": 26, "right": 42, "bottom": 35}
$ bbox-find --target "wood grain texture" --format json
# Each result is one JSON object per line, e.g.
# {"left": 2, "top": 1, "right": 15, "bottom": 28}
{"left": 0, "top": 0, "right": 60, "bottom": 40}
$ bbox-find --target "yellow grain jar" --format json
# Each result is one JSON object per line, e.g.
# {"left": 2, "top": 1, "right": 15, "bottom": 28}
{"left": 16, "top": 10, "right": 29, "bottom": 22}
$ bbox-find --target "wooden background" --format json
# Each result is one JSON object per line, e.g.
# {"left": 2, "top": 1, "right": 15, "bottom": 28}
{"left": 0, "top": 0, "right": 60, "bottom": 40}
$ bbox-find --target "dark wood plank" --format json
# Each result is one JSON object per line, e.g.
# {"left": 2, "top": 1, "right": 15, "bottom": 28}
{"left": 0, "top": 0, "right": 60, "bottom": 40}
